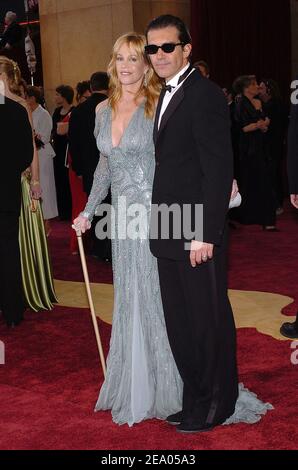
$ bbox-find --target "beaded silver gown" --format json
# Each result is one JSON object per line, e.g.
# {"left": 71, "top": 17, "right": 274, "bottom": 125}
{"left": 84, "top": 103, "right": 182, "bottom": 426}
{"left": 83, "top": 102, "right": 273, "bottom": 427}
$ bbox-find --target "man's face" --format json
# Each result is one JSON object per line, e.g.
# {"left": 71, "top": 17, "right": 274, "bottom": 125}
{"left": 147, "top": 26, "right": 191, "bottom": 81}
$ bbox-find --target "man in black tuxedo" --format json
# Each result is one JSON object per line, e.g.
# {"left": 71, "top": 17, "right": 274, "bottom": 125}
{"left": 146, "top": 15, "right": 238, "bottom": 433}
{"left": 69, "top": 71, "right": 111, "bottom": 261}
{"left": 0, "top": 95, "right": 33, "bottom": 327}
{"left": 0, "top": 12, "right": 23, "bottom": 50}
{"left": 280, "top": 91, "right": 298, "bottom": 339}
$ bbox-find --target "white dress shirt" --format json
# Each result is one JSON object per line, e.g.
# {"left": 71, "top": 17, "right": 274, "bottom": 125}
{"left": 158, "top": 63, "right": 195, "bottom": 129}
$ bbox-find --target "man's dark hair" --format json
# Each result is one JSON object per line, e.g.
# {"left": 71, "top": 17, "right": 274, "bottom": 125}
{"left": 27, "top": 85, "right": 43, "bottom": 104}
{"left": 76, "top": 80, "right": 91, "bottom": 101}
{"left": 90, "top": 72, "right": 109, "bottom": 92}
{"left": 56, "top": 84, "right": 74, "bottom": 104}
{"left": 145, "top": 14, "right": 192, "bottom": 45}
{"left": 260, "top": 78, "right": 282, "bottom": 102}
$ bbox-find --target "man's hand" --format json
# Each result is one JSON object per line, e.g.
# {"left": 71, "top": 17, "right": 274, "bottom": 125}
{"left": 190, "top": 241, "right": 214, "bottom": 268}
{"left": 291, "top": 194, "right": 298, "bottom": 209}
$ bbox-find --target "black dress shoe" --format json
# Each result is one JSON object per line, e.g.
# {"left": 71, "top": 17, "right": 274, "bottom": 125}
{"left": 280, "top": 314, "right": 298, "bottom": 339}
{"left": 176, "top": 421, "right": 215, "bottom": 434}
{"left": 166, "top": 411, "right": 183, "bottom": 426}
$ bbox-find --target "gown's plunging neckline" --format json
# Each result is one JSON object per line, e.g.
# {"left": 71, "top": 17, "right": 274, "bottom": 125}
{"left": 110, "top": 103, "right": 143, "bottom": 150}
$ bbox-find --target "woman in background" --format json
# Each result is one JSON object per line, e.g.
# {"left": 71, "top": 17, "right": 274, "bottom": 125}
{"left": 52, "top": 85, "right": 74, "bottom": 220}
{"left": 27, "top": 85, "right": 58, "bottom": 237}
{"left": 0, "top": 56, "right": 57, "bottom": 312}
{"left": 233, "top": 75, "right": 277, "bottom": 231}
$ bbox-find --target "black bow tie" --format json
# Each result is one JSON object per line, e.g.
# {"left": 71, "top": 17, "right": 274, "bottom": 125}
{"left": 163, "top": 64, "right": 193, "bottom": 94}
{"left": 163, "top": 84, "right": 174, "bottom": 93}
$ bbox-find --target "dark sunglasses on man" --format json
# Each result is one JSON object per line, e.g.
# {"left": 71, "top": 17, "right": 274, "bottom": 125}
{"left": 145, "top": 43, "right": 185, "bottom": 55}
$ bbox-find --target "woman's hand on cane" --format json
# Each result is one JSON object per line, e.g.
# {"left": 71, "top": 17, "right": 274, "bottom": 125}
{"left": 73, "top": 215, "right": 91, "bottom": 234}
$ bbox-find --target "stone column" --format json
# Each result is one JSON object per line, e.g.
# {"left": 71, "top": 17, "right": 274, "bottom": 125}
{"left": 39, "top": 0, "right": 133, "bottom": 111}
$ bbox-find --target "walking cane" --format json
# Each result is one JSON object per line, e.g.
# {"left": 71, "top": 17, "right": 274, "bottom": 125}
{"left": 72, "top": 225, "right": 106, "bottom": 377}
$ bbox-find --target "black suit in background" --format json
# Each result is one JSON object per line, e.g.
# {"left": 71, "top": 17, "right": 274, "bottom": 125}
{"left": 150, "top": 70, "right": 238, "bottom": 427}
{"left": 69, "top": 93, "right": 106, "bottom": 194}
{"left": 288, "top": 98, "right": 298, "bottom": 194}
{"left": 69, "top": 93, "right": 111, "bottom": 260}
{"left": 263, "top": 98, "right": 288, "bottom": 208}
{"left": 0, "top": 21, "right": 23, "bottom": 49}
{"left": 52, "top": 106, "right": 73, "bottom": 220}
{"left": 0, "top": 96, "right": 33, "bottom": 325}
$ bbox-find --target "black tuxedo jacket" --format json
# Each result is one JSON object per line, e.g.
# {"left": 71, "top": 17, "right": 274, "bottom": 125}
{"left": 287, "top": 99, "right": 298, "bottom": 194}
{"left": 150, "top": 70, "right": 233, "bottom": 261}
{"left": 0, "top": 96, "right": 33, "bottom": 214}
{"left": 69, "top": 93, "right": 106, "bottom": 194}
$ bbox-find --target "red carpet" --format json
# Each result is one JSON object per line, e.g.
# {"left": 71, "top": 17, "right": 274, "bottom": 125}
{"left": 0, "top": 207, "right": 297, "bottom": 450}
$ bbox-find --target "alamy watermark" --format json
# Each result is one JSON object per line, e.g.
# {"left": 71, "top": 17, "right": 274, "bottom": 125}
{"left": 94, "top": 197, "right": 203, "bottom": 250}
{"left": 290, "top": 80, "right": 298, "bottom": 105}
{"left": 290, "top": 341, "right": 298, "bottom": 366}
{"left": 0, "top": 79, "right": 5, "bottom": 104}
{"left": 0, "top": 341, "right": 5, "bottom": 365}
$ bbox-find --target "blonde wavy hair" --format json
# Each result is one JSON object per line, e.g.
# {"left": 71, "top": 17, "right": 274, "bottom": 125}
{"left": 0, "top": 56, "right": 22, "bottom": 95}
{"left": 108, "top": 33, "right": 161, "bottom": 119}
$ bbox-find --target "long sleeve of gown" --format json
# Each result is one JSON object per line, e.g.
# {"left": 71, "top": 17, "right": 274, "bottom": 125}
{"left": 82, "top": 154, "right": 111, "bottom": 221}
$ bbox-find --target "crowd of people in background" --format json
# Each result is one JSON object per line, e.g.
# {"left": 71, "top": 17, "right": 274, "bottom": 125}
{"left": 195, "top": 63, "right": 289, "bottom": 232}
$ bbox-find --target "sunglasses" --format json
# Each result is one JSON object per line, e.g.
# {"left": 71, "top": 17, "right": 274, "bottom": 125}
{"left": 145, "top": 43, "right": 185, "bottom": 55}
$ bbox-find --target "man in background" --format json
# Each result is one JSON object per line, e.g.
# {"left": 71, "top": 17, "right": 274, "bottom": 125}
{"left": 69, "top": 72, "right": 111, "bottom": 261}
{"left": 0, "top": 12, "right": 23, "bottom": 50}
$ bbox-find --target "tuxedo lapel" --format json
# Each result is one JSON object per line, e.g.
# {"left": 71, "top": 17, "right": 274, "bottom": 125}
{"left": 153, "top": 88, "right": 166, "bottom": 145}
{"left": 154, "top": 70, "right": 200, "bottom": 146}
{"left": 157, "top": 86, "right": 184, "bottom": 140}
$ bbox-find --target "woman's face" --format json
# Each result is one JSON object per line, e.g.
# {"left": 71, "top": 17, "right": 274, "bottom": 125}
{"left": 115, "top": 43, "right": 148, "bottom": 87}
{"left": 246, "top": 79, "right": 259, "bottom": 97}
{"left": 55, "top": 92, "right": 64, "bottom": 106}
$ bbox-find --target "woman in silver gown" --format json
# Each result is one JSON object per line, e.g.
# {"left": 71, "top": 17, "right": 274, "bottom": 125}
{"left": 74, "top": 33, "right": 272, "bottom": 428}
